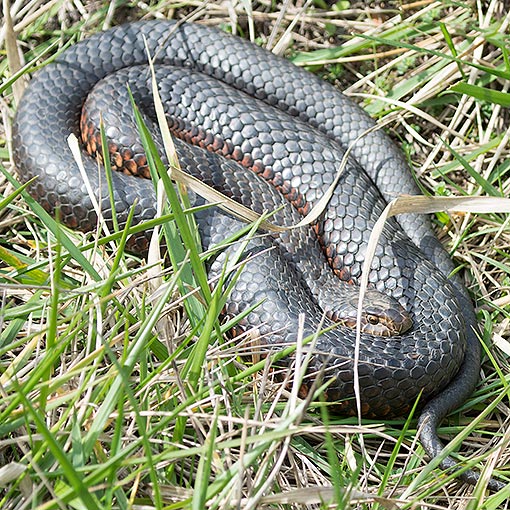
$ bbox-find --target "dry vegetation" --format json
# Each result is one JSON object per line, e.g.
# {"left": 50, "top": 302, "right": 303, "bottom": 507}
{"left": 0, "top": 0, "right": 509, "bottom": 509}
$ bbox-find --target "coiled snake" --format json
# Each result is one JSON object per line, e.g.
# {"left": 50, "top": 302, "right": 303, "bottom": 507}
{"left": 12, "top": 20, "right": 502, "bottom": 491}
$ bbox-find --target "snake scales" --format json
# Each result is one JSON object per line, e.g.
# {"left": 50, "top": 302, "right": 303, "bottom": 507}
{"left": 12, "top": 20, "right": 502, "bottom": 490}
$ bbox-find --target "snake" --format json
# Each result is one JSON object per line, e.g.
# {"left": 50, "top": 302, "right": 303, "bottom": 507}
{"left": 11, "top": 20, "right": 503, "bottom": 491}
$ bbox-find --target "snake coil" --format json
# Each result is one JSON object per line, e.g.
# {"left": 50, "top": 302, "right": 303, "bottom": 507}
{"left": 12, "top": 20, "right": 503, "bottom": 491}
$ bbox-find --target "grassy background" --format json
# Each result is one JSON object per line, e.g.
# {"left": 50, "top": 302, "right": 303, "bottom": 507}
{"left": 1, "top": 0, "right": 509, "bottom": 508}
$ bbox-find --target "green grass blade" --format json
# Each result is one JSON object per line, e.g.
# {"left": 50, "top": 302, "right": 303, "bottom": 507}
{"left": 450, "top": 82, "right": 510, "bottom": 107}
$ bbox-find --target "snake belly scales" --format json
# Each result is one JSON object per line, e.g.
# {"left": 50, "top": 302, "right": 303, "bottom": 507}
{"left": 12, "top": 20, "right": 501, "bottom": 490}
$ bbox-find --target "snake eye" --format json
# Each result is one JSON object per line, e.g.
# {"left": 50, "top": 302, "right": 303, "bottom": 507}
{"left": 367, "top": 314, "right": 380, "bottom": 325}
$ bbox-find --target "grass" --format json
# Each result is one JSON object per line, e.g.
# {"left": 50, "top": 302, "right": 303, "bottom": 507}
{"left": 1, "top": 0, "right": 510, "bottom": 509}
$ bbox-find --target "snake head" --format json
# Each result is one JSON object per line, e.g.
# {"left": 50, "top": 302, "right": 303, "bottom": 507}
{"left": 326, "top": 288, "right": 413, "bottom": 337}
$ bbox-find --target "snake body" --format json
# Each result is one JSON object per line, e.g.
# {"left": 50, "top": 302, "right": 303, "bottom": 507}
{"left": 12, "top": 20, "right": 500, "bottom": 489}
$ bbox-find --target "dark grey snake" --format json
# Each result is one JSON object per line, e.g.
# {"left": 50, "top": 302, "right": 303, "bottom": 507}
{"left": 12, "top": 20, "right": 503, "bottom": 491}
